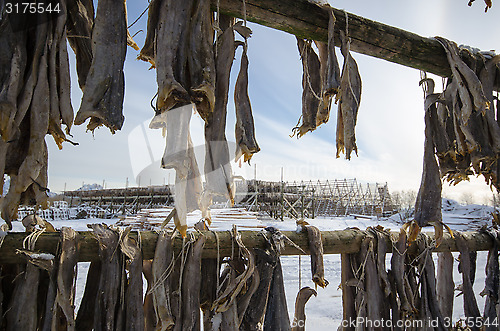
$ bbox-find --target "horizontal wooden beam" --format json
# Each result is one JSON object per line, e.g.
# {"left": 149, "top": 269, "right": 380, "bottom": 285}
{"left": 213, "top": 0, "right": 499, "bottom": 88}
{"left": 0, "top": 229, "right": 494, "bottom": 263}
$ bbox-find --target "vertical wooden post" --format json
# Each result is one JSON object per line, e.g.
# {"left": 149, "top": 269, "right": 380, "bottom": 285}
{"left": 341, "top": 253, "right": 355, "bottom": 331}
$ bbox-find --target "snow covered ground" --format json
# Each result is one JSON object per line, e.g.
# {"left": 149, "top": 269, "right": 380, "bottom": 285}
{"left": 8, "top": 198, "right": 496, "bottom": 330}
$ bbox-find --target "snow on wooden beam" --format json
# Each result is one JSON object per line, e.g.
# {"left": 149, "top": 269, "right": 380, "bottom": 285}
{"left": 0, "top": 229, "right": 494, "bottom": 263}
{"left": 213, "top": 0, "right": 499, "bottom": 87}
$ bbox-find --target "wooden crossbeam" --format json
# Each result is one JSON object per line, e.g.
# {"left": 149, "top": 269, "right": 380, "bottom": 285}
{"left": 214, "top": 0, "right": 500, "bottom": 88}
{"left": 0, "top": 229, "right": 493, "bottom": 263}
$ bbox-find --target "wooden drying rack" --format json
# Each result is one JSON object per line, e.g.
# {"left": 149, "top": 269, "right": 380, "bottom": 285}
{"left": 0, "top": 229, "right": 494, "bottom": 263}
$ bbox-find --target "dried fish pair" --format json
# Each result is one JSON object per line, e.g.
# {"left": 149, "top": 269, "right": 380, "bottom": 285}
{"left": 73, "top": 224, "right": 143, "bottom": 330}
{"left": 293, "top": 8, "right": 341, "bottom": 138}
{"left": 148, "top": 230, "right": 206, "bottom": 330}
{"left": 340, "top": 227, "right": 393, "bottom": 328}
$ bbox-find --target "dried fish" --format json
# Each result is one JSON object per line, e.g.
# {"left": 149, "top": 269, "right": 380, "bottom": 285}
{"left": 291, "top": 287, "right": 316, "bottom": 331}
{"left": 293, "top": 38, "right": 321, "bottom": 138}
{"left": 202, "top": 15, "right": 236, "bottom": 213}
{"left": 6, "top": 262, "right": 40, "bottom": 330}
{"left": 75, "top": 0, "right": 127, "bottom": 132}
{"left": 480, "top": 229, "right": 498, "bottom": 331}
{"left": 2, "top": 38, "right": 50, "bottom": 228}
{"left": 201, "top": 258, "right": 220, "bottom": 330}
{"left": 179, "top": 235, "right": 206, "bottom": 330}
{"left": 151, "top": 229, "right": 175, "bottom": 330}
{"left": 414, "top": 79, "right": 442, "bottom": 228}
{"left": 313, "top": 8, "right": 341, "bottom": 127}
{"left": 362, "top": 236, "right": 387, "bottom": 325}
{"left": 66, "top": 0, "right": 94, "bottom": 89}
{"left": 336, "top": 31, "right": 361, "bottom": 160}
{"left": 240, "top": 248, "right": 276, "bottom": 331}
{"left": 120, "top": 229, "right": 144, "bottom": 331}
{"left": 138, "top": 0, "right": 161, "bottom": 65}
{"left": 235, "top": 43, "right": 260, "bottom": 163}
{"left": 142, "top": 260, "right": 156, "bottom": 331}
{"left": 0, "top": 15, "right": 26, "bottom": 140}
{"left": 263, "top": 255, "right": 291, "bottom": 331}
{"left": 436, "top": 37, "right": 490, "bottom": 122}
{"left": 416, "top": 235, "right": 447, "bottom": 330}
{"left": 324, "top": 8, "right": 341, "bottom": 98}
{"left": 188, "top": 0, "right": 215, "bottom": 120}
{"left": 155, "top": 0, "right": 193, "bottom": 112}
{"left": 52, "top": 227, "right": 78, "bottom": 330}
{"left": 456, "top": 232, "right": 482, "bottom": 331}
{"left": 436, "top": 251, "right": 454, "bottom": 320}
{"left": 90, "top": 224, "right": 123, "bottom": 330}
{"left": 159, "top": 104, "right": 201, "bottom": 236}
{"left": 305, "top": 225, "right": 328, "bottom": 288}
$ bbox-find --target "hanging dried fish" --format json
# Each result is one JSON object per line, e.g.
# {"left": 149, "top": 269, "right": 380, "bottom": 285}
{"left": 155, "top": 0, "right": 193, "bottom": 112}
{"left": 188, "top": 0, "right": 215, "bottom": 120}
{"left": 179, "top": 235, "right": 206, "bottom": 329}
{"left": 414, "top": 78, "right": 442, "bottom": 229}
{"left": 336, "top": 30, "right": 361, "bottom": 160}
{"left": 293, "top": 38, "right": 321, "bottom": 138}
{"left": 480, "top": 229, "right": 499, "bottom": 331}
{"left": 74, "top": 0, "right": 127, "bottom": 132}
{"left": 52, "top": 227, "right": 78, "bottom": 330}
{"left": 119, "top": 228, "right": 144, "bottom": 331}
{"left": 263, "top": 254, "right": 291, "bottom": 331}
{"left": 305, "top": 225, "right": 328, "bottom": 288}
{"left": 151, "top": 229, "right": 175, "bottom": 330}
{"left": 142, "top": 260, "right": 156, "bottom": 331}
{"left": 90, "top": 224, "right": 123, "bottom": 330}
{"left": 158, "top": 104, "right": 202, "bottom": 236}
{"left": 6, "top": 259, "right": 41, "bottom": 330}
{"left": 314, "top": 8, "right": 341, "bottom": 126}
{"left": 240, "top": 248, "right": 277, "bottom": 331}
{"left": 456, "top": 232, "right": 482, "bottom": 330}
{"left": 291, "top": 287, "right": 316, "bottom": 331}
{"left": 416, "top": 235, "right": 448, "bottom": 330}
{"left": 66, "top": 0, "right": 94, "bottom": 89}
{"left": 2, "top": 35, "right": 50, "bottom": 227}
{"left": 436, "top": 251, "right": 454, "bottom": 321}
{"left": 138, "top": 0, "right": 161, "bottom": 65}
{"left": 235, "top": 43, "right": 260, "bottom": 163}
{"left": 201, "top": 15, "right": 237, "bottom": 215}
{"left": 0, "top": 15, "right": 26, "bottom": 140}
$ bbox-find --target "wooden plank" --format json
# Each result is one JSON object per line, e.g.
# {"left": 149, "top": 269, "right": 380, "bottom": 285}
{"left": 213, "top": 0, "right": 499, "bottom": 87}
{"left": 0, "top": 229, "right": 493, "bottom": 263}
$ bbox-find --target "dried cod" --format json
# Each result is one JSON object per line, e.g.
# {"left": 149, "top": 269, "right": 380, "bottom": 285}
{"left": 336, "top": 30, "right": 362, "bottom": 160}
{"left": 74, "top": 0, "right": 127, "bottom": 132}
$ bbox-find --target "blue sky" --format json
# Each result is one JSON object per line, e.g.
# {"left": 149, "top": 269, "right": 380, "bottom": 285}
{"left": 48, "top": 0, "right": 500, "bottom": 203}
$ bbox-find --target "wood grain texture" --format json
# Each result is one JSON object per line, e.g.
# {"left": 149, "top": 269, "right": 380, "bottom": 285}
{"left": 0, "top": 229, "right": 493, "bottom": 263}
{"left": 212, "top": 0, "right": 500, "bottom": 89}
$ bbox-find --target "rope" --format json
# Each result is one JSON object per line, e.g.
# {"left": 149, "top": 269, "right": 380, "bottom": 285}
{"left": 299, "top": 40, "right": 322, "bottom": 102}
{"left": 23, "top": 228, "right": 46, "bottom": 251}
{"left": 128, "top": 2, "right": 150, "bottom": 29}
{"left": 298, "top": 255, "right": 302, "bottom": 289}
{"left": 211, "top": 230, "right": 221, "bottom": 294}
